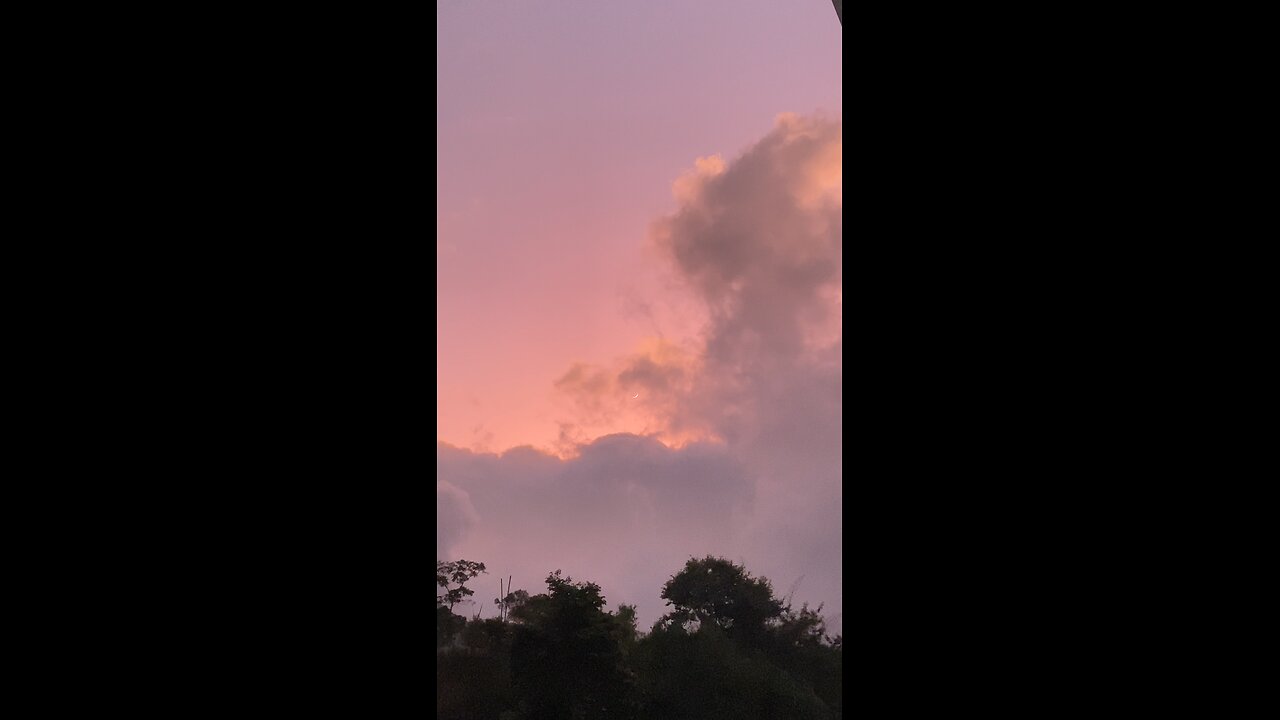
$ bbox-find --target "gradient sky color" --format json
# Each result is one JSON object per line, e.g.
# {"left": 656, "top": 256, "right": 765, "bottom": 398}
{"left": 438, "top": 0, "right": 840, "bottom": 453}
{"left": 438, "top": 1, "right": 841, "bottom": 633}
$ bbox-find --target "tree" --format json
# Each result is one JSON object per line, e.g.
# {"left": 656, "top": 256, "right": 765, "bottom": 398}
{"left": 437, "top": 605, "right": 466, "bottom": 649}
{"left": 613, "top": 604, "right": 639, "bottom": 650}
{"left": 508, "top": 571, "right": 636, "bottom": 719}
{"left": 437, "top": 559, "right": 487, "bottom": 611}
{"left": 658, "top": 556, "right": 784, "bottom": 645}
{"left": 434, "top": 555, "right": 841, "bottom": 719}
{"left": 439, "top": 617, "right": 517, "bottom": 720}
{"left": 632, "top": 622, "right": 831, "bottom": 720}
{"left": 772, "top": 602, "right": 832, "bottom": 649}
{"left": 765, "top": 603, "right": 842, "bottom": 716}
{"left": 496, "top": 588, "right": 530, "bottom": 623}
{"left": 637, "top": 557, "right": 837, "bottom": 719}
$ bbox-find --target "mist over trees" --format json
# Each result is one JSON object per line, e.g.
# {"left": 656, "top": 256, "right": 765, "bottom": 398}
{"left": 437, "top": 555, "right": 841, "bottom": 719}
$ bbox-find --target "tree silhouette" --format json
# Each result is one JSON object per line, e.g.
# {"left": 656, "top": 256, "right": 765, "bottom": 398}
{"left": 435, "top": 557, "right": 841, "bottom": 719}
{"left": 437, "top": 559, "right": 487, "bottom": 611}
{"left": 657, "top": 556, "right": 784, "bottom": 645}
{"left": 509, "top": 571, "right": 636, "bottom": 719}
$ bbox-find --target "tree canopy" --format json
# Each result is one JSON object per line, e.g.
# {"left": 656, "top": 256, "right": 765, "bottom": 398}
{"left": 436, "top": 556, "right": 841, "bottom": 720}
{"left": 437, "top": 559, "right": 486, "bottom": 610}
{"left": 658, "top": 556, "right": 784, "bottom": 644}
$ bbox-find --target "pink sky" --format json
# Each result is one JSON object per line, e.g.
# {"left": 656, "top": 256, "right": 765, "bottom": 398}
{"left": 438, "top": 1, "right": 841, "bottom": 633}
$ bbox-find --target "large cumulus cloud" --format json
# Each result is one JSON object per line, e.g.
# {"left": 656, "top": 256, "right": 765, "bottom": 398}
{"left": 650, "top": 112, "right": 842, "bottom": 630}
{"left": 656, "top": 112, "right": 841, "bottom": 449}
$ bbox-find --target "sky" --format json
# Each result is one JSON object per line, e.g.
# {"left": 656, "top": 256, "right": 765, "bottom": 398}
{"left": 438, "top": 0, "right": 842, "bottom": 634}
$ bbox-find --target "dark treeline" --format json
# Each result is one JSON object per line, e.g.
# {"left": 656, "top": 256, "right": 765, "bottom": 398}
{"left": 437, "top": 556, "right": 842, "bottom": 719}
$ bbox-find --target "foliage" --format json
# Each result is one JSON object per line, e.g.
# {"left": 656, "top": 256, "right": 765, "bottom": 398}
{"left": 496, "top": 588, "right": 530, "bottom": 621}
{"left": 613, "top": 604, "right": 639, "bottom": 651}
{"left": 765, "top": 604, "right": 842, "bottom": 715}
{"left": 435, "top": 557, "right": 841, "bottom": 720}
{"left": 437, "top": 559, "right": 487, "bottom": 610}
{"left": 632, "top": 623, "right": 832, "bottom": 720}
{"left": 508, "top": 571, "right": 636, "bottom": 719}
{"left": 437, "top": 605, "right": 465, "bottom": 649}
{"left": 438, "top": 619, "right": 514, "bottom": 720}
{"left": 657, "top": 556, "right": 784, "bottom": 646}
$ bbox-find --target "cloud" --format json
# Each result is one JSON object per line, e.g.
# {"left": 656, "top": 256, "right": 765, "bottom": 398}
{"left": 617, "top": 290, "right": 665, "bottom": 339}
{"left": 437, "top": 435, "right": 755, "bottom": 627}
{"left": 439, "top": 113, "right": 842, "bottom": 632}
{"left": 647, "top": 111, "right": 843, "bottom": 630}
{"left": 656, "top": 112, "right": 841, "bottom": 372}
{"left": 553, "top": 339, "right": 707, "bottom": 450}
{"left": 674, "top": 121, "right": 839, "bottom": 481}
{"left": 552, "top": 112, "right": 842, "bottom": 457}
{"left": 436, "top": 478, "right": 480, "bottom": 558}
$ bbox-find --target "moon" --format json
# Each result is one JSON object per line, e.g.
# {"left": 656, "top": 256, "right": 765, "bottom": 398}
{"left": 632, "top": 393, "right": 639, "bottom": 399}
